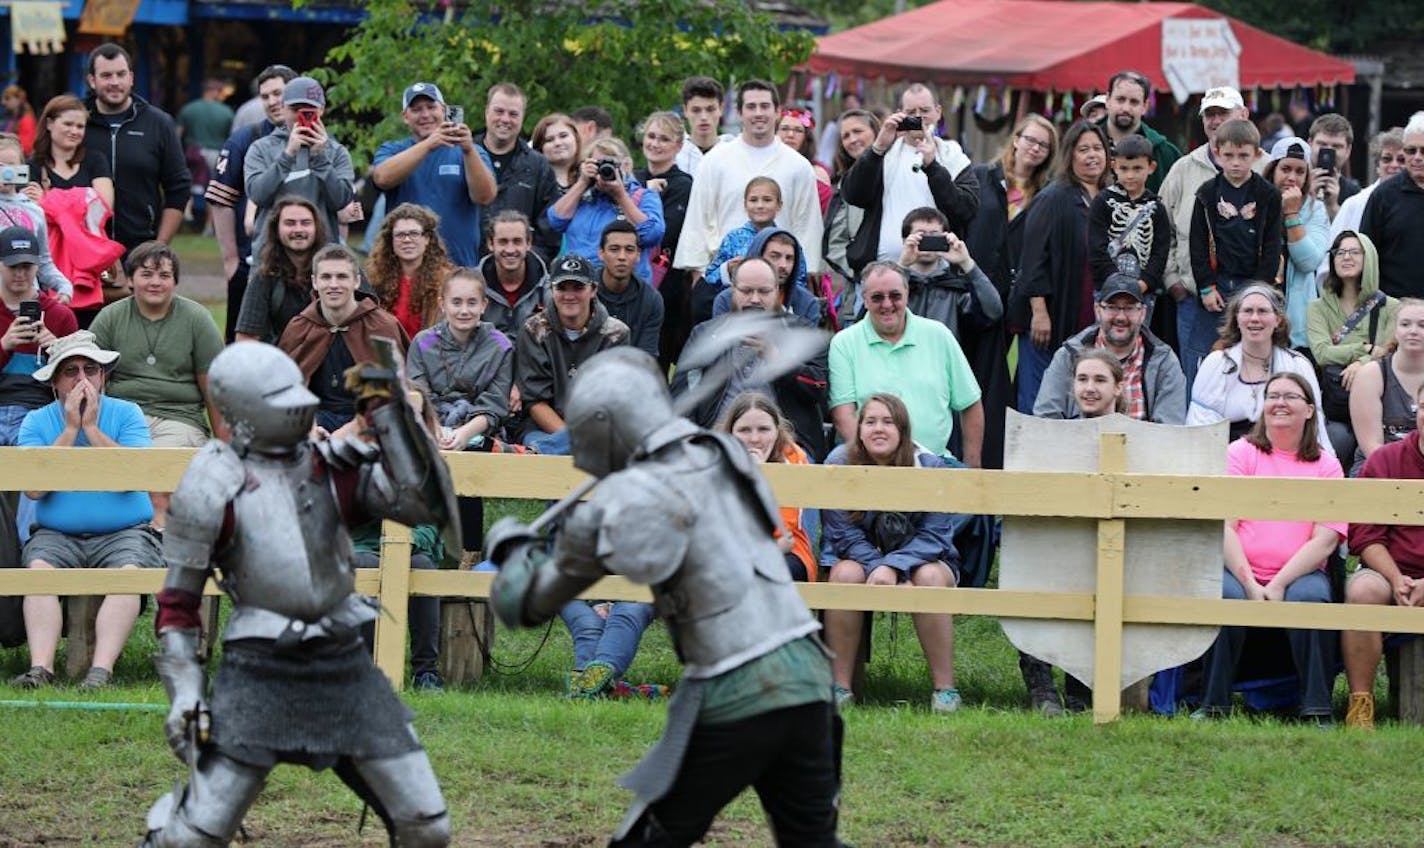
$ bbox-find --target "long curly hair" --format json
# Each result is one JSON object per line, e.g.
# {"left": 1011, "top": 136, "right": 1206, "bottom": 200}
{"left": 366, "top": 202, "right": 451, "bottom": 328}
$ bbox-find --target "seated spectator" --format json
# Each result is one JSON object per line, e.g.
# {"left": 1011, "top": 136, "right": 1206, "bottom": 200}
{"left": 718, "top": 391, "right": 817, "bottom": 581}
{"left": 596, "top": 219, "right": 663, "bottom": 358}
{"left": 559, "top": 599, "right": 664, "bottom": 701}
{"left": 709, "top": 226, "right": 822, "bottom": 326}
{"left": 366, "top": 202, "right": 452, "bottom": 338}
{"left": 277, "top": 244, "right": 408, "bottom": 434}
{"left": 1342, "top": 381, "right": 1424, "bottom": 729}
{"left": 1306, "top": 231, "right": 1397, "bottom": 464}
{"left": 822, "top": 392, "right": 962, "bottom": 712}
{"left": 234, "top": 195, "right": 324, "bottom": 343}
{"left": 1034, "top": 268, "right": 1186, "bottom": 423}
{"left": 479, "top": 209, "right": 548, "bottom": 339}
{"left": 545, "top": 136, "right": 664, "bottom": 284}
{"left": 1349, "top": 299, "right": 1424, "bottom": 474}
{"left": 10, "top": 330, "right": 160, "bottom": 690}
{"left": 1193, "top": 372, "right": 1344, "bottom": 722}
{"left": 513, "top": 254, "right": 629, "bottom": 454}
{"left": 1188, "top": 285, "right": 1329, "bottom": 453}
{"left": 406, "top": 267, "right": 512, "bottom": 549}
{"left": 0, "top": 132, "right": 72, "bottom": 303}
{"left": 702, "top": 176, "right": 808, "bottom": 305}
{"left": 675, "top": 257, "right": 829, "bottom": 460}
{"left": 0, "top": 226, "right": 76, "bottom": 444}
{"left": 352, "top": 521, "right": 445, "bottom": 690}
{"left": 898, "top": 206, "right": 1002, "bottom": 340}
{"left": 1023, "top": 348, "right": 1128, "bottom": 714}
{"left": 1264, "top": 137, "right": 1330, "bottom": 350}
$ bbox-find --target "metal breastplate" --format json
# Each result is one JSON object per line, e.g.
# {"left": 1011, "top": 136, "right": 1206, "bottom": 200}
{"left": 217, "top": 451, "right": 356, "bottom": 622}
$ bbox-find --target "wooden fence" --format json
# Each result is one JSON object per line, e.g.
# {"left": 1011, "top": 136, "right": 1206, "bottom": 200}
{"left": 4, "top": 438, "right": 1424, "bottom": 722}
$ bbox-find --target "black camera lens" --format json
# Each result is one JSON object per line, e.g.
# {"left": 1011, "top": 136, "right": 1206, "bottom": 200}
{"left": 597, "top": 159, "right": 619, "bottom": 181}
{"left": 900, "top": 116, "right": 923, "bottom": 132}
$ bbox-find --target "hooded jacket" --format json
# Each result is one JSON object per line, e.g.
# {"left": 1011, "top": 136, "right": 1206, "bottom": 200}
{"left": 406, "top": 320, "right": 514, "bottom": 433}
{"left": 1306, "top": 232, "right": 1399, "bottom": 366}
{"left": 514, "top": 296, "right": 629, "bottom": 424}
{"left": 1032, "top": 324, "right": 1187, "bottom": 424}
{"left": 244, "top": 125, "right": 355, "bottom": 259}
{"left": 710, "top": 226, "right": 822, "bottom": 325}
{"left": 597, "top": 272, "right": 664, "bottom": 359}
{"left": 905, "top": 258, "right": 1003, "bottom": 341}
{"left": 82, "top": 94, "right": 191, "bottom": 250}
{"left": 1188, "top": 173, "right": 1282, "bottom": 295}
{"left": 276, "top": 294, "right": 410, "bottom": 382}
{"left": 480, "top": 250, "right": 548, "bottom": 338}
{"left": 1160, "top": 143, "right": 1270, "bottom": 296}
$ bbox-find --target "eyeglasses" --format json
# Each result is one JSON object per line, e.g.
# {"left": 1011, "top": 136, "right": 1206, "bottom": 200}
{"left": 1331, "top": 247, "right": 1364, "bottom": 257}
{"left": 866, "top": 291, "right": 905, "bottom": 304}
{"left": 1403, "top": 146, "right": 1424, "bottom": 158}
{"left": 392, "top": 231, "right": 428, "bottom": 242}
{"left": 1380, "top": 154, "right": 1408, "bottom": 165}
{"left": 1098, "top": 302, "right": 1143, "bottom": 315}
{"left": 1264, "top": 392, "right": 1308, "bottom": 403}
{"left": 1017, "top": 133, "right": 1051, "bottom": 152}
{"left": 59, "top": 362, "right": 103, "bottom": 379}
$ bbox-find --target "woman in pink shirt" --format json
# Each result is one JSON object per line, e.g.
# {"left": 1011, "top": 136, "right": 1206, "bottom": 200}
{"left": 1195, "top": 371, "right": 1346, "bottom": 722}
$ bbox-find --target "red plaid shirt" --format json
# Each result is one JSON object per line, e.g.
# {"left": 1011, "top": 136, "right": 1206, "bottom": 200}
{"left": 1094, "top": 331, "right": 1147, "bottom": 419}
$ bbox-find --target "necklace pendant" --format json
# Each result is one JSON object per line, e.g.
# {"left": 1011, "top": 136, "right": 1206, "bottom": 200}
{"left": 146, "top": 354, "right": 157, "bottom": 366}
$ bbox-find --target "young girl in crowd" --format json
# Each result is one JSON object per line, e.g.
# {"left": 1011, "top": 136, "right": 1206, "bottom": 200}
{"left": 701, "top": 176, "right": 808, "bottom": 293}
{"left": 719, "top": 392, "right": 816, "bottom": 582}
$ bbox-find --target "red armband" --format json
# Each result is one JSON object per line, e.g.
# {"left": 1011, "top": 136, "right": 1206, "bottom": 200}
{"left": 155, "top": 587, "right": 204, "bottom": 633}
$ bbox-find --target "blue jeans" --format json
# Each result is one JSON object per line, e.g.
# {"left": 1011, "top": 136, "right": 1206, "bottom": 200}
{"left": 0, "top": 404, "right": 28, "bottom": 445}
{"left": 1178, "top": 278, "right": 1249, "bottom": 394}
{"left": 523, "top": 427, "right": 570, "bottom": 456}
{"left": 559, "top": 600, "right": 655, "bottom": 675}
{"left": 317, "top": 408, "right": 353, "bottom": 434}
{"left": 1014, "top": 332, "right": 1055, "bottom": 413}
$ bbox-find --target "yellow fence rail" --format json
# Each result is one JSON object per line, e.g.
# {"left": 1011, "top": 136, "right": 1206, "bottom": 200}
{"left": 4, "top": 441, "right": 1424, "bottom": 723}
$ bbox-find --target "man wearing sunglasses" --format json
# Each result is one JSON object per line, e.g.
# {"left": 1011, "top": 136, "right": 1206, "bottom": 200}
{"left": 9, "top": 329, "right": 160, "bottom": 691}
{"left": 1361, "top": 112, "right": 1424, "bottom": 299}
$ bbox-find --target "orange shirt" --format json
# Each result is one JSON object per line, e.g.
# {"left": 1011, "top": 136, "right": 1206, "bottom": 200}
{"left": 778, "top": 441, "right": 816, "bottom": 581}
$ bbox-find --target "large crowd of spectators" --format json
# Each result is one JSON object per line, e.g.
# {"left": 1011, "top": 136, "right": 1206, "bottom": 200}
{"left": 2, "top": 44, "right": 1421, "bottom": 727}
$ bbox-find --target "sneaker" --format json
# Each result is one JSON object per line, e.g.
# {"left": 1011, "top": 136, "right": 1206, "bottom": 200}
{"left": 411, "top": 671, "right": 445, "bottom": 692}
{"left": 932, "top": 688, "right": 962, "bottom": 714}
{"left": 610, "top": 680, "right": 671, "bottom": 701}
{"left": 1188, "top": 705, "right": 1227, "bottom": 721}
{"left": 832, "top": 685, "right": 854, "bottom": 708}
{"left": 77, "top": 667, "right": 112, "bottom": 691}
{"left": 1029, "top": 687, "right": 1066, "bottom": 718}
{"left": 10, "top": 666, "right": 55, "bottom": 689}
{"left": 1345, "top": 692, "right": 1375, "bottom": 730}
{"left": 568, "top": 661, "right": 617, "bottom": 700}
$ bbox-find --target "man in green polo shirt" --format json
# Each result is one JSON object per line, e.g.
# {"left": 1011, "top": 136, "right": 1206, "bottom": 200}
{"left": 828, "top": 260, "right": 983, "bottom": 466}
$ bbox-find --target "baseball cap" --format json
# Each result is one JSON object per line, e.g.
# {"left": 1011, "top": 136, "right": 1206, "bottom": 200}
{"left": 1097, "top": 272, "right": 1145, "bottom": 304}
{"left": 0, "top": 226, "right": 39, "bottom": 266}
{"left": 548, "top": 255, "right": 596, "bottom": 286}
{"left": 1079, "top": 95, "right": 1107, "bottom": 119}
{"left": 403, "top": 82, "right": 444, "bottom": 110}
{"left": 283, "top": 76, "right": 325, "bottom": 108}
{"left": 1199, "top": 87, "right": 1245, "bottom": 115}
{"left": 1269, "top": 136, "right": 1313, "bottom": 167}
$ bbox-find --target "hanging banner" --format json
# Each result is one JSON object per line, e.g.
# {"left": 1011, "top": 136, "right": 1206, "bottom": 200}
{"left": 11, "top": 1, "right": 66, "bottom": 54}
{"left": 1161, "top": 18, "right": 1241, "bottom": 106}
{"left": 79, "top": 0, "right": 142, "bottom": 37}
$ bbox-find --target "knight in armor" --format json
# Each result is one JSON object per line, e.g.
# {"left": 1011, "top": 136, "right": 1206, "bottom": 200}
{"left": 488, "top": 347, "right": 843, "bottom": 847}
{"left": 140, "top": 341, "right": 453, "bottom": 847}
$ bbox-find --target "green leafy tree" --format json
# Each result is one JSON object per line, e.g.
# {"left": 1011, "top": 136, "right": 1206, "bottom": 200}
{"left": 316, "top": 0, "right": 815, "bottom": 168}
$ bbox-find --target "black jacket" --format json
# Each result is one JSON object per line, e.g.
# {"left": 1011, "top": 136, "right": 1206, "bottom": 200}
{"left": 475, "top": 133, "right": 562, "bottom": 264}
{"left": 635, "top": 164, "right": 693, "bottom": 260}
{"left": 840, "top": 144, "right": 979, "bottom": 275}
{"left": 1188, "top": 173, "right": 1282, "bottom": 295}
{"left": 83, "top": 95, "right": 191, "bottom": 251}
{"left": 1361, "top": 172, "right": 1424, "bottom": 299}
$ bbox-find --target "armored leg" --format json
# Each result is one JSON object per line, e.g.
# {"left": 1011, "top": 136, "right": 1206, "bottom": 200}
{"left": 351, "top": 746, "right": 451, "bottom": 847}
{"left": 142, "top": 751, "right": 268, "bottom": 847}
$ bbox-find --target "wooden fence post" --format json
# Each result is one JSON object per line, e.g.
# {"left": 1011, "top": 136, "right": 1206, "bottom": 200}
{"left": 374, "top": 519, "right": 413, "bottom": 690}
{"left": 1093, "top": 433, "right": 1127, "bottom": 724}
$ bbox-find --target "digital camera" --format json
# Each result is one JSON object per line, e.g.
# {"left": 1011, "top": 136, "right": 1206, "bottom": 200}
{"left": 0, "top": 164, "right": 29, "bottom": 187}
{"left": 596, "top": 158, "right": 621, "bottom": 182}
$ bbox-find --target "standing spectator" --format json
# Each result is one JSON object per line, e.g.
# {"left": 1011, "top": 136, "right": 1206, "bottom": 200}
{"left": 1360, "top": 112, "right": 1424, "bottom": 300}
{"left": 89, "top": 241, "right": 224, "bottom": 525}
{"left": 1307, "top": 113, "right": 1359, "bottom": 221}
{"left": 0, "top": 227, "right": 76, "bottom": 444}
{"left": 822, "top": 392, "right": 963, "bottom": 712}
{"left": 899, "top": 206, "right": 1002, "bottom": 340}
{"left": 1349, "top": 299, "right": 1424, "bottom": 473}
{"left": 776, "top": 107, "right": 832, "bottom": 214}
{"left": 1096, "top": 70, "right": 1180, "bottom": 194}
{"left": 1323, "top": 129, "right": 1405, "bottom": 256}
{"left": 476, "top": 82, "right": 561, "bottom": 263}
{"left": 9, "top": 330, "right": 160, "bottom": 690}
{"left": 545, "top": 136, "right": 664, "bottom": 283}
{"left": 1080, "top": 95, "right": 1108, "bottom": 125}
{"left": 1088, "top": 134, "right": 1170, "bottom": 306}
{"left": 961, "top": 114, "right": 1057, "bottom": 467}
{"left": 816, "top": 91, "right": 861, "bottom": 167}
{"left": 1265, "top": 137, "right": 1329, "bottom": 350}
{"left": 1192, "top": 372, "right": 1343, "bottom": 723}
{"left": 1342, "top": 381, "right": 1424, "bottom": 729}
{"left": 370, "top": 81, "right": 496, "bottom": 267}
{"left": 1009, "top": 120, "right": 1110, "bottom": 413}
{"left": 514, "top": 254, "right": 629, "bottom": 453}
{"left": 366, "top": 203, "right": 453, "bottom": 338}
{"left": 479, "top": 209, "right": 547, "bottom": 339}
{"left": 1160, "top": 87, "right": 1263, "bottom": 390}
{"left": 277, "top": 244, "right": 408, "bottom": 433}
{"left": 1033, "top": 269, "right": 1186, "bottom": 424}
{"left": 830, "top": 261, "right": 983, "bottom": 465}
{"left": 675, "top": 80, "right": 822, "bottom": 280}
{"left": 175, "top": 78, "right": 234, "bottom": 179}
{"left": 234, "top": 195, "right": 324, "bottom": 343}
{"left": 204, "top": 63, "right": 294, "bottom": 341}
{"left": 842, "top": 84, "right": 978, "bottom": 274}
{"left": 635, "top": 110, "right": 694, "bottom": 368}
{"left": 530, "top": 112, "right": 580, "bottom": 193}
{"left": 0, "top": 85, "right": 35, "bottom": 153}
{"left": 243, "top": 75, "right": 354, "bottom": 260}
{"left": 595, "top": 220, "right": 663, "bottom": 358}
{"left": 674, "top": 75, "right": 730, "bottom": 177}
{"left": 29, "top": 95, "right": 113, "bottom": 212}
{"left": 570, "top": 105, "right": 613, "bottom": 146}
{"left": 701, "top": 176, "right": 807, "bottom": 314}
{"left": 82, "top": 43, "right": 191, "bottom": 255}
{"left": 824, "top": 108, "right": 881, "bottom": 317}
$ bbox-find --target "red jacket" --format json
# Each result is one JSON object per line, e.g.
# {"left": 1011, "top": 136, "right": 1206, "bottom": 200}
{"left": 1350, "top": 431, "right": 1424, "bottom": 578}
{"left": 41, "top": 187, "right": 125, "bottom": 313}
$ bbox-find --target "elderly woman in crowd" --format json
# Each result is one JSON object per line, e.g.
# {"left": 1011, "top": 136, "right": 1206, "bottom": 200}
{"left": 531, "top": 112, "right": 580, "bottom": 194}
{"left": 718, "top": 391, "right": 816, "bottom": 582}
{"left": 367, "top": 202, "right": 452, "bottom": 338}
{"left": 1264, "top": 137, "right": 1329, "bottom": 351}
{"left": 1306, "top": 231, "right": 1397, "bottom": 463}
{"left": 1193, "top": 371, "right": 1344, "bottom": 722}
{"left": 1010, "top": 120, "right": 1110, "bottom": 413}
{"left": 1350, "top": 298, "right": 1424, "bottom": 474}
{"left": 1188, "top": 284, "right": 1330, "bottom": 453}
{"left": 822, "top": 392, "right": 962, "bottom": 713}
{"left": 545, "top": 136, "right": 664, "bottom": 284}
{"left": 777, "top": 107, "right": 833, "bottom": 215}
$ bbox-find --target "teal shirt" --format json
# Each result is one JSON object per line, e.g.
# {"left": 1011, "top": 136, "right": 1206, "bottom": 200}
{"left": 698, "top": 635, "right": 833, "bottom": 726}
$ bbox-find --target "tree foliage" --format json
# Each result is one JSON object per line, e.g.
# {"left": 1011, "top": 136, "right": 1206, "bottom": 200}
{"left": 316, "top": 0, "right": 816, "bottom": 168}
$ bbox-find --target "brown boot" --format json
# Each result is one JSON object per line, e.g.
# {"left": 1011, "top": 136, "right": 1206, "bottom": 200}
{"left": 1345, "top": 691, "right": 1375, "bottom": 730}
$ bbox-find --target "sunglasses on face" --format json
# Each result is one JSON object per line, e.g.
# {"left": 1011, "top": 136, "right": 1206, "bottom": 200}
{"left": 866, "top": 291, "right": 905, "bottom": 304}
